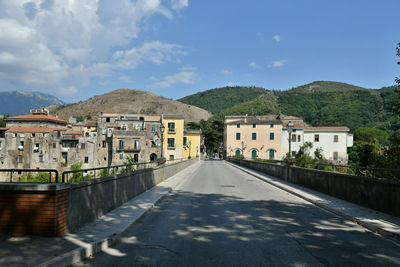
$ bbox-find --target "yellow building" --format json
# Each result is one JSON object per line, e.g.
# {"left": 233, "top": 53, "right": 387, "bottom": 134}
{"left": 162, "top": 114, "right": 184, "bottom": 162}
{"left": 183, "top": 130, "right": 201, "bottom": 159}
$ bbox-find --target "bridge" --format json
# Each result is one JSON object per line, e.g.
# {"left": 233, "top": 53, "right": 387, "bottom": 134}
{"left": 1, "top": 160, "right": 400, "bottom": 266}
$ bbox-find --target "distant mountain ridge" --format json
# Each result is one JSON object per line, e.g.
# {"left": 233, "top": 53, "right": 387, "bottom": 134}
{"left": 52, "top": 89, "right": 212, "bottom": 123}
{"left": 177, "top": 81, "right": 400, "bottom": 133}
{"left": 0, "top": 91, "right": 65, "bottom": 116}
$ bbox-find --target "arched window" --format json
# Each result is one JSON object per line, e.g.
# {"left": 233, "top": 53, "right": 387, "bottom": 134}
{"left": 269, "top": 149, "right": 275, "bottom": 160}
{"left": 235, "top": 149, "right": 241, "bottom": 156}
{"left": 251, "top": 149, "right": 257, "bottom": 159}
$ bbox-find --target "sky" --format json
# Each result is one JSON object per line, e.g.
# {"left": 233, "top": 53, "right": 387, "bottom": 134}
{"left": 0, "top": 0, "right": 399, "bottom": 103}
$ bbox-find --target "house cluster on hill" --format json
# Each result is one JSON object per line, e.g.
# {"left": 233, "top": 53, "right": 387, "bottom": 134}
{"left": 0, "top": 109, "right": 201, "bottom": 181}
{"left": 224, "top": 115, "right": 353, "bottom": 163}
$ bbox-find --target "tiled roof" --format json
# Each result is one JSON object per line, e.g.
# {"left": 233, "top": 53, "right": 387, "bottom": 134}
{"left": 84, "top": 121, "right": 97, "bottom": 127}
{"left": 6, "top": 127, "right": 54, "bottom": 133}
{"left": 5, "top": 114, "right": 67, "bottom": 124}
{"left": 64, "top": 131, "right": 82, "bottom": 135}
{"left": 144, "top": 116, "right": 161, "bottom": 122}
{"left": 304, "top": 126, "right": 350, "bottom": 131}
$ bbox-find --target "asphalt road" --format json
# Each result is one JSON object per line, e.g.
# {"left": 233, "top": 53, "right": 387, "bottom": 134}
{"left": 74, "top": 160, "right": 400, "bottom": 266}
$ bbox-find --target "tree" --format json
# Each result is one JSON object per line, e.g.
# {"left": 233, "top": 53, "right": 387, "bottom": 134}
{"left": 392, "top": 42, "right": 400, "bottom": 116}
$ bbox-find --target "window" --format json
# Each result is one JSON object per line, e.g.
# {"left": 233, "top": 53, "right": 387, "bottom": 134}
{"left": 270, "top": 124, "right": 274, "bottom": 128}
{"left": 183, "top": 137, "right": 187, "bottom": 146}
{"left": 32, "top": 133, "right": 35, "bottom": 137}
{"left": 333, "top": 152, "right": 338, "bottom": 160}
{"left": 106, "top": 117, "right": 110, "bottom": 122}
{"left": 270, "top": 132, "right": 275, "bottom": 140}
{"left": 253, "top": 124, "right": 256, "bottom": 128}
{"left": 104, "top": 157, "right": 107, "bottom": 161}
{"left": 334, "top": 135, "right": 339, "bottom": 143}
{"left": 102, "top": 141, "right": 107, "bottom": 148}
{"left": 291, "top": 134, "right": 296, "bottom": 142}
{"left": 52, "top": 158, "right": 57, "bottom": 162}
{"left": 167, "top": 138, "right": 175, "bottom": 148}
{"left": 81, "top": 143, "right": 86, "bottom": 149}
{"left": 152, "top": 125, "right": 157, "bottom": 133}
{"left": 119, "top": 154, "right": 123, "bottom": 160}
{"left": 168, "top": 122, "right": 175, "bottom": 132}
{"left": 169, "top": 155, "right": 174, "bottom": 161}
{"left": 236, "top": 133, "right": 241, "bottom": 140}
{"left": 134, "top": 154, "right": 139, "bottom": 163}
{"left": 237, "top": 124, "right": 240, "bottom": 128}
{"left": 292, "top": 151, "right": 297, "bottom": 157}
{"left": 252, "top": 133, "right": 257, "bottom": 140}
{"left": 119, "top": 140, "right": 124, "bottom": 150}
{"left": 84, "top": 156, "right": 89, "bottom": 163}
{"left": 298, "top": 135, "right": 301, "bottom": 142}
{"left": 53, "top": 142, "right": 57, "bottom": 148}
{"left": 314, "top": 134, "right": 319, "bottom": 142}
{"left": 14, "top": 133, "right": 17, "bottom": 137}
{"left": 0, "top": 141, "right": 2, "bottom": 149}
{"left": 39, "top": 155, "right": 44, "bottom": 162}
{"left": 17, "top": 155, "right": 23, "bottom": 163}
{"left": 134, "top": 140, "right": 140, "bottom": 150}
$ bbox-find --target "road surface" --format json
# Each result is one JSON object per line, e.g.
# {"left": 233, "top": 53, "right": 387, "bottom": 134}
{"left": 74, "top": 160, "right": 400, "bottom": 266}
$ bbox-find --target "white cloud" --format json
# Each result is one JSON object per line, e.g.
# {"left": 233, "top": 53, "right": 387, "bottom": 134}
{"left": 221, "top": 69, "right": 232, "bottom": 75}
{"left": 273, "top": 60, "right": 286, "bottom": 67}
{"left": 170, "top": 0, "right": 188, "bottom": 10}
{"left": 154, "top": 71, "right": 197, "bottom": 88}
{"left": 59, "top": 86, "right": 78, "bottom": 95}
{"left": 249, "top": 61, "right": 259, "bottom": 68}
{"left": 0, "top": 0, "right": 189, "bottom": 95}
{"left": 273, "top": 35, "right": 281, "bottom": 42}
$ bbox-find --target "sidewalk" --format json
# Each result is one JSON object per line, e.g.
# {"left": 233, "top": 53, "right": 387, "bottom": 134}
{"left": 0, "top": 161, "right": 202, "bottom": 267}
{"left": 226, "top": 161, "right": 400, "bottom": 242}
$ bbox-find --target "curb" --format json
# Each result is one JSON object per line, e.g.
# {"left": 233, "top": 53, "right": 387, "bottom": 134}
{"left": 36, "top": 187, "right": 173, "bottom": 267}
{"left": 225, "top": 161, "right": 400, "bottom": 243}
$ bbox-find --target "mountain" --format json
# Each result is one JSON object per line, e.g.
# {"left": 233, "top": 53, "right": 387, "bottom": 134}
{"left": 0, "top": 91, "right": 64, "bottom": 116}
{"left": 178, "top": 86, "right": 268, "bottom": 114}
{"left": 53, "top": 89, "right": 212, "bottom": 122}
{"left": 287, "top": 81, "right": 368, "bottom": 93}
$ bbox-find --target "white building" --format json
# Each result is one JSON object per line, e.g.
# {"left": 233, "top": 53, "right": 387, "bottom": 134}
{"left": 303, "top": 127, "right": 353, "bottom": 163}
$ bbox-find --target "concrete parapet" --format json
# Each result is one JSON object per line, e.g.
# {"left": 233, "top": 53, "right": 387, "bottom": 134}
{"left": 228, "top": 158, "right": 400, "bottom": 218}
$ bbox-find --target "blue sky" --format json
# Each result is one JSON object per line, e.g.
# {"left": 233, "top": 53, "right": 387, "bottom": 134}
{"left": 0, "top": 0, "right": 399, "bottom": 103}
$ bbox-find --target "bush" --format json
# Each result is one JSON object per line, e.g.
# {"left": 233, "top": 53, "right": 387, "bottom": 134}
{"left": 19, "top": 172, "right": 51, "bottom": 183}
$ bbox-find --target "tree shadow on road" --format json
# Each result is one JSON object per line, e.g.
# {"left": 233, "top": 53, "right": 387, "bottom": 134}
{"left": 82, "top": 190, "right": 400, "bottom": 266}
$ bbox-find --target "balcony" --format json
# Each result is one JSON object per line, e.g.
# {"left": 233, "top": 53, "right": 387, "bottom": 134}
{"left": 61, "top": 135, "right": 79, "bottom": 141}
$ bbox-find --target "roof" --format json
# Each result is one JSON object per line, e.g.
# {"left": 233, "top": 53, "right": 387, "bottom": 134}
{"left": 0, "top": 127, "right": 9, "bottom": 131}
{"left": 304, "top": 126, "right": 350, "bottom": 131}
{"left": 100, "top": 113, "right": 119, "bottom": 118}
{"left": 163, "top": 114, "right": 184, "bottom": 119}
{"left": 84, "top": 121, "right": 97, "bottom": 127}
{"left": 144, "top": 116, "right": 161, "bottom": 122}
{"left": 6, "top": 127, "right": 54, "bottom": 133}
{"left": 283, "top": 123, "right": 304, "bottom": 129}
{"left": 5, "top": 114, "right": 68, "bottom": 124}
{"left": 64, "top": 131, "right": 82, "bottom": 135}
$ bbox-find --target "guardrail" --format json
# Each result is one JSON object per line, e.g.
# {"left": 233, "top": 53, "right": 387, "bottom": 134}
{"left": 0, "top": 169, "right": 59, "bottom": 183}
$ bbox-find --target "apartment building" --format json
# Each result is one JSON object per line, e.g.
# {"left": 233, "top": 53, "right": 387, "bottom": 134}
{"left": 225, "top": 114, "right": 353, "bottom": 163}
{"left": 224, "top": 115, "right": 283, "bottom": 160}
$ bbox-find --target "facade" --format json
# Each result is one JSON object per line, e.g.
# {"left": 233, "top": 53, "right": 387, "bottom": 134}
{"left": 162, "top": 114, "right": 184, "bottom": 162}
{"left": 182, "top": 130, "right": 202, "bottom": 159}
{"left": 225, "top": 114, "right": 353, "bottom": 163}
{"left": 224, "top": 115, "right": 283, "bottom": 160}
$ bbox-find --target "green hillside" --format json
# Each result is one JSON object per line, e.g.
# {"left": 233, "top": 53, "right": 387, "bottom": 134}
{"left": 178, "top": 86, "right": 268, "bottom": 114}
{"left": 288, "top": 81, "right": 368, "bottom": 93}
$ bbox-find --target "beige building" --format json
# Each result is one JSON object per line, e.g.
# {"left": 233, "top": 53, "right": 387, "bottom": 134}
{"left": 224, "top": 115, "right": 283, "bottom": 160}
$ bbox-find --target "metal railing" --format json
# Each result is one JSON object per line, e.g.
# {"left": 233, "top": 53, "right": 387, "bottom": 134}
{"left": 0, "top": 169, "right": 59, "bottom": 183}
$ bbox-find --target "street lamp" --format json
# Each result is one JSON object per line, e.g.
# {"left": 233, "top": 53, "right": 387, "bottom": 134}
{"left": 287, "top": 121, "right": 294, "bottom": 158}
{"left": 160, "top": 124, "right": 165, "bottom": 159}
{"left": 189, "top": 140, "right": 192, "bottom": 159}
